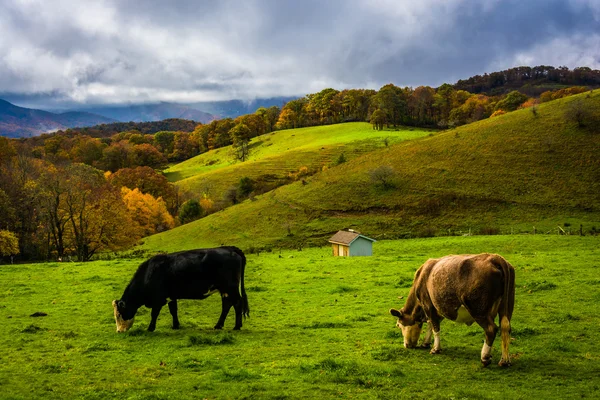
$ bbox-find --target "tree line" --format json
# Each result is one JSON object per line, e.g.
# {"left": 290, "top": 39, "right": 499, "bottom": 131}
{"left": 454, "top": 65, "right": 600, "bottom": 96}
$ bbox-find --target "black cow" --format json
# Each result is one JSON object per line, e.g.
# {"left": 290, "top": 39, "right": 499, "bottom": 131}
{"left": 112, "top": 246, "right": 249, "bottom": 332}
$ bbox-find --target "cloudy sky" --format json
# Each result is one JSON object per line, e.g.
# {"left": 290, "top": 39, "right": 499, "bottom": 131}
{"left": 1, "top": 0, "right": 599, "bottom": 109}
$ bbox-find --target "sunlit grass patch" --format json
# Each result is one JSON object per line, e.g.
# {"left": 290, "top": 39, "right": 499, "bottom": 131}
{"left": 188, "top": 333, "right": 236, "bottom": 346}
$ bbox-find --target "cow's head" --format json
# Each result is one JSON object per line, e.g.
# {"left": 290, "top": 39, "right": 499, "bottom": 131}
{"left": 112, "top": 300, "right": 135, "bottom": 333}
{"left": 390, "top": 308, "right": 423, "bottom": 348}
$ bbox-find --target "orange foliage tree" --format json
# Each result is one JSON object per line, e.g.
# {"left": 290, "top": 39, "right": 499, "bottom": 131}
{"left": 121, "top": 187, "right": 175, "bottom": 236}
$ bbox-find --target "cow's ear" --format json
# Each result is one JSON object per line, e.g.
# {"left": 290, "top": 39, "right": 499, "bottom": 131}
{"left": 390, "top": 308, "right": 403, "bottom": 318}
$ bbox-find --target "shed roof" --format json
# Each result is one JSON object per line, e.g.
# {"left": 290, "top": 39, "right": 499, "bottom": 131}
{"left": 328, "top": 230, "right": 376, "bottom": 245}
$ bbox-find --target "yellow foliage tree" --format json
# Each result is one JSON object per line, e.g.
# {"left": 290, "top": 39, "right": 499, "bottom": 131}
{"left": 199, "top": 195, "right": 214, "bottom": 214}
{"left": 121, "top": 187, "right": 175, "bottom": 237}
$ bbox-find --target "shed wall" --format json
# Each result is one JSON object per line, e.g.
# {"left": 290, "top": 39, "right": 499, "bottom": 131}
{"left": 348, "top": 237, "right": 373, "bottom": 256}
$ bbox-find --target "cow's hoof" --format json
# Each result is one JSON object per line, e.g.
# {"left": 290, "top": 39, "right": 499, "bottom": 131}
{"left": 214, "top": 325, "right": 223, "bottom": 330}
{"left": 498, "top": 359, "right": 511, "bottom": 367}
{"left": 233, "top": 326, "right": 241, "bottom": 330}
{"left": 420, "top": 343, "right": 431, "bottom": 349}
{"left": 430, "top": 348, "right": 442, "bottom": 354}
{"left": 148, "top": 327, "right": 156, "bottom": 332}
{"left": 481, "top": 358, "right": 492, "bottom": 367}
{"left": 172, "top": 325, "right": 180, "bottom": 330}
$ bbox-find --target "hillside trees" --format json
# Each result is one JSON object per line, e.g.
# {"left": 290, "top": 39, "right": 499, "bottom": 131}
{"left": 495, "top": 90, "right": 529, "bottom": 112}
{"left": 38, "top": 165, "right": 71, "bottom": 259}
{"left": 370, "top": 109, "right": 387, "bottom": 130}
{"left": 255, "top": 106, "right": 281, "bottom": 132}
{"left": 372, "top": 84, "right": 407, "bottom": 127}
{"left": 62, "top": 164, "right": 139, "bottom": 261}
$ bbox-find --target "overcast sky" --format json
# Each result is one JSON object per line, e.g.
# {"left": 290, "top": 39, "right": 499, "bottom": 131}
{"left": 1, "top": 0, "right": 599, "bottom": 109}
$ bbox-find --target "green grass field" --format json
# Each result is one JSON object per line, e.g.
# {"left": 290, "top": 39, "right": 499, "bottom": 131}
{"left": 163, "top": 122, "right": 434, "bottom": 201}
{"left": 1, "top": 235, "right": 599, "bottom": 399}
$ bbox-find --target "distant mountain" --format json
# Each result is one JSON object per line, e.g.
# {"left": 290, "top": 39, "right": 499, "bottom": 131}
{"left": 80, "top": 102, "right": 217, "bottom": 124}
{"left": 0, "top": 99, "right": 116, "bottom": 138}
{"left": 187, "top": 97, "right": 294, "bottom": 118}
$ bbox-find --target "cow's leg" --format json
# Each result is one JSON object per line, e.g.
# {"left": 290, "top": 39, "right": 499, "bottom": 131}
{"left": 214, "top": 294, "right": 233, "bottom": 330}
{"left": 148, "top": 306, "right": 163, "bottom": 332}
{"left": 498, "top": 313, "right": 512, "bottom": 367}
{"left": 168, "top": 300, "right": 180, "bottom": 329}
{"left": 420, "top": 322, "right": 433, "bottom": 348}
{"left": 230, "top": 291, "right": 243, "bottom": 330}
{"left": 475, "top": 316, "right": 498, "bottom": 367}
{"left": 428, "top": 311, "right": 443, "bottom": 354}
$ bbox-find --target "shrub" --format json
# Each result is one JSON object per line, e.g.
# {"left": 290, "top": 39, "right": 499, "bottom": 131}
{"left": 334, "top": 153, "right": 346, "bottom": 165}
{"left": 237, "top": 177, "right": 254, "bottom": 199}
{"left": 368, "top": 166, "right": 396, "bottom": 189}
{"left": 565, "top": 99, "right": 597, "bottom": 129}
{"left": 178, "top": 199, "right": 203, "bottom": 225}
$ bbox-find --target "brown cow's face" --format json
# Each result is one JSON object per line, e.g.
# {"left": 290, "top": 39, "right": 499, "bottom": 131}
{"left": 112, "top": 300, "right": 135, "bottom": 333}
{"left": 390, "top": 308, "right": 423, "bottom": 348}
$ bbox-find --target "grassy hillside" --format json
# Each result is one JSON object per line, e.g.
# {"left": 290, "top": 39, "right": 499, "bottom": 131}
{"left": 141, "top": 92, "right": 600, "bottom": 253}
{"left": 1, "top": 235, "right": 599, "bottom": 399}
{"left": 164, "top": 122, "right": 433, "bottom": 203}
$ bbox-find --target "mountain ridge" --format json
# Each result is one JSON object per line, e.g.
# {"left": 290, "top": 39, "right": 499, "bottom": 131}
{"left": 0, "top": 99, "right": 117, "bottom": 138}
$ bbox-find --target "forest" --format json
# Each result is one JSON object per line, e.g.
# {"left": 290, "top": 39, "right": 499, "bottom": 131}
{"left": 0, "top": 65, "right": 597, "bottom": 262}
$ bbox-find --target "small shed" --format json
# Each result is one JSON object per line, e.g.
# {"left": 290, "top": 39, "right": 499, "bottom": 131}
{"left": 328, "top": 230, "right": 376, "bottom": 257}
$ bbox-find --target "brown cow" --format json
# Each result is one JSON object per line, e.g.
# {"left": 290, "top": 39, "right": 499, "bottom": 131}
{"left": 389, "top": 253, "right": 515, "bottom": 367}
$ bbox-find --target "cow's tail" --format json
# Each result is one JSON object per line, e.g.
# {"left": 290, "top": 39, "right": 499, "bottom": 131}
{"left": 495, "top": 255, "right": 515, "bottom": 366}
{"left": 231, "top": 246, "right": 249, "bottom": 318}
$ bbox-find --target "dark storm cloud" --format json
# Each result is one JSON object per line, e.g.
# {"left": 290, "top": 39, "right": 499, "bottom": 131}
{"left": 0, "top": 0, "right": 598, "bottom": 107}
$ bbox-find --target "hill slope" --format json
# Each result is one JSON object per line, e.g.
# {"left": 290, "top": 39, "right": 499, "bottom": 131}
{"left": 0, "top": 99, "right": 116, "bottom": 138}
{"left": 140, "top": 92, "right": 600, "bottom": 253}
{"left": 165, "top": 122, "right": 433, "bottom": 204}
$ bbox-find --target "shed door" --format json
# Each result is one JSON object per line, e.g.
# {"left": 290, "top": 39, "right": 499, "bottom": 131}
{"left": 342, "top": 245, "right": 349, "bottom": 257}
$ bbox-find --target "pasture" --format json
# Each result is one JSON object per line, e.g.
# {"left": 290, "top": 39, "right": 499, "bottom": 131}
{"left": 1, "top": 235, "right": 599, "bottom": 399}
{"left": 162, "top": 122, "right": 434, "bottom": 202}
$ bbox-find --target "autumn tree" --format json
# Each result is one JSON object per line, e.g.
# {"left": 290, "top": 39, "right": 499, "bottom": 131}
{"left": 121, "top": 187, "right": 175, "bottom": 236}
{"left": 206, "top": 119, "right": 235, "bottom": 150}
{"left": 171, "top": 131, "right": 199, "bottom": 161}
{"left": 255, "top": 106, "right": 281, "bottom": 132}
{"left": 128, "top": 143, "right": 168, "bottom": 170}
{"left": 107, "top": 166, "right": 179, "bottom": 215}
{"left": 0, "top": 230, "right": 19, "bottom": 258}
{"left": 372, "top": 84, "right": 407, "bottom": 127}
{"left": 235, "top": 113, "right": 267, "bottom": 138}
{"left": 495, "top": 90, "right": 529, "bottom": 112}
{"left": 277, "top": 98, "right": 308, "bottom": 129}
{"left": 38, "top": 165, "right": 71, "bottom": 259}
{"left": 99, "top": 141, "right": 130, "bottom": 172}
{"left": 63, "top": 163, "right": 139, "bottom": 261}
{"left": 70, "top": 136, "right": 105, "bottom": 166}
{"left": 153, "top": 131, "right": 175, "bottom": 156}
{"left": 370, "top": 109, "right": 387, "bottom": 130}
